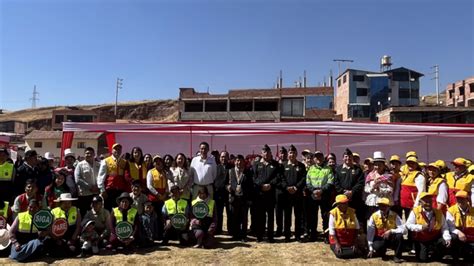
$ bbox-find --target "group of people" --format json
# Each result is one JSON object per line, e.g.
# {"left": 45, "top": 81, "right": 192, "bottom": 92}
{"left": 0, "top": 141, "right": 473, "bottom": 263}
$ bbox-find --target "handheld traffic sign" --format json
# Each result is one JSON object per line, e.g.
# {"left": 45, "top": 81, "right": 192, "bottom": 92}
{"left": 0, "top": 216, "right": 6, "bottom": 229}
{"left": 33, "top": 210, "right": 53, "bottom": 230}
{"left": 170, "top": 213, "right": 187, "bottom": 230}
{"left": 192, "top": 201, "right": 209, "bottom": 219}
{"left": 116, "top": 221, "right": 133, "bottom": 239}
{"left": 51, "top": 218, "right": 68, "bottom": 237}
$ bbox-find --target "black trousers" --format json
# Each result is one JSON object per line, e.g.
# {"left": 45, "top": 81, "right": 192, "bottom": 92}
{"left": 229, "top": 197, "right": 249, "bottom": 240}
{"left": 215, "top": 192, "right": 230, "bottom": 234}
{"left": 306, "top": 197, "right": 331, "bottom": 239}
{"left": 330, "top": 244, "right": 357, "bottom": 259}
{"left": 77, "top": 195, "right": 96, "bottom": 218}
{"left": 284, "top": 194, "right": 303, "bottom": 239}
{"left": 450, "top": 233, "right": 474, "bottom": 261}
{"left": 275, "top": 191, "right": 285, "bottom": 235}
{"left": 254, "top": 195, "right": 274, "bottom": 240}
{"left": 104, "top": 189, "right": 123, "bottom": 211}
{"left": 414, "top": 237, "right": 447, "bottom": 262}
{"left": 372, "top": 233, "right": 403, "bottom": 258}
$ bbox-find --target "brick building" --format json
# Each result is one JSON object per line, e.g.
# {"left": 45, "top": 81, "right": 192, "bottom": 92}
{"left": 52, "top": 109, "right": 114, "bottom": 130}
{"left": 377, "top": 106, "right": 474, "bottom": 124}
{"left": 179, "top": 87, "right": 335, "bottom": 122}
{"left": 446, "top": 76, "right": 474, "bottom": 107}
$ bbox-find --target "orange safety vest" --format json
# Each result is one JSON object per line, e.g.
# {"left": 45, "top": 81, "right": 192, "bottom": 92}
{"left": 329, "top": 207, "right": 357, "bottom": 246}
{"left": 427, "top": 177, "right": 447, "bottom": 213}
{"left": 446, "top": 172, "right": 473, "bottom": 206}
{"left": 411, "top": 206, "right": 443, "bottom": 242}
{"left": 105, "top": 156, "right": 129, "bottom": 191}
{"left": 448, "top": 204, "right": 474, "bottom": 242}
{"left": 401, "top": 170, "right": 421, "bottom": 209}
{"left": 372, "top": 211, "right": 398, "bottom": 237}
{"left": 147, "top": 168, "right": 168, "bottom": 202}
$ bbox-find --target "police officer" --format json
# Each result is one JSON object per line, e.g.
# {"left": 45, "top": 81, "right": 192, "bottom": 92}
{"left": 253, "top": 144, "right": 280, "bottom": 243}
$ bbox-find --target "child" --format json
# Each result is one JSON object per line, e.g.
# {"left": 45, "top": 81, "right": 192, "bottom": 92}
{"left": 130, "top": 180, "right": 148, "bottom": 215}
{"left": 80, "top": 220, "right": 99, "bottom": 256}
{"left": 138, "top": 201, "right": 160, "bottom": 247}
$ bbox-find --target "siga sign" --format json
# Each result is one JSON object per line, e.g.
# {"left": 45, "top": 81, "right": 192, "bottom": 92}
{"left": 192, "top": 201, "right": 209, "bottom": 219}
{"left": 116, "top": 221, "right": 133, "bottom": 239}
{"left": 52, "top": 218, "right": 68, "bottom": 237}
{"left": 33, "top": 210, "right": 53, "bottom": 230}
{"left": 170, "top": 213, "right": 187, "bottom": 230}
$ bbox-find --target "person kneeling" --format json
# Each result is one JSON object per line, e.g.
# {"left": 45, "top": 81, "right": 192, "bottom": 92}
{"left": 328, "top": 195, "right": 360, "bottom": 259}
{"left": 162, "top": 185, "right": 190, "bottom": 246}
{"left": 108, "top": 193, "right": 138, "bottom": 251}
{"left": 367, "top": 197, "right": 405, "bottom": 263}
{"left": 191, "top": 186, "right": 217, "bottom": 249}
{"left": 446, "top": 191, "right": 474, "bottom": 263}
{"left": 406, "top": 192, "right": 451, "bottom": 262}
{"left": 9, "top": 199, "right": 47, "bottom": 262}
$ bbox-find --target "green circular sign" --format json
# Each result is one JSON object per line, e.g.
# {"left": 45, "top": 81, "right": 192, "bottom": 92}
{"left": 116, "top": 221, "right": 133, "bottom": 239}
{"left": 33, "top": 210, "right": 53, "bottom": 230}
{"left": 192, "top": 201, "right": 209, "bottom": 219}
{"left": 171, "top": 213, "right": 187, "bottom": 230}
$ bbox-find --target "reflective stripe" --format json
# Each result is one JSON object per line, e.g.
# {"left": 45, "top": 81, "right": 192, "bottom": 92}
{"left": 0, "top": 162, "right": 13, "bottom": 181}
{"left": 165, "top": 199, "right": 187, "bottom": 215}
{"left": 113, "top": 207, "right": 137, "bottom": 224}
{"left": 18, "top": 212, "right": 38, "bottom": 233}
{"left": 51, "top": 206, "right": 78, "bottom": 226}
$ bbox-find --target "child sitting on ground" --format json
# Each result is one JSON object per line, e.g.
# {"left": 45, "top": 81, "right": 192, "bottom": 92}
{"left": 138, "top": 201, "right": 160, "bottom": 247}
{"left": 80, "top": 220, "right": 99, "bottom": 256}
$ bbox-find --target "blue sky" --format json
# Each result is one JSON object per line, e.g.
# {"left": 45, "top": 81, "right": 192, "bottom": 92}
{"left": 1, "top": 0, "right": 473, "bottom": 110}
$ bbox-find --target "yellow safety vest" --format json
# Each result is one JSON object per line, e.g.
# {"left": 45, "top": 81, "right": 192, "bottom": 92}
{"left": 129, "top": 162, "right": 147, "bottom": 181}
{"left": 191, "top": 199, "right": 215, "bottom": 218}
{"left": 51, "top": 206, "right": 78, "bottom": 226}
{"left": 412, "top": 206, "right": 443, "bottom": 242}
{"left": 18, "top": 211, "right": 38, "bottom": 233}
{"left": 0, "top": 162, "right": 14, "bottom": 181}
{"left": 448, "top": 204, "right": 474, "bottom": 242}
{"left": 105, "top": 156, "right": 126, "bottom": 176}
{"left": 113, "top": 207, "right": 137, "bottom": 224}
{"left": 372, "top": 211, "right": 397, "bottom": 237}
{"left": 165, "top": 198, "right": 188, "bottom": 215}
{"left": 329, "top": 207, "right": 357, "bottom": 246}
{"left": 0, "top": 202, "right": 9, "bottom": 219}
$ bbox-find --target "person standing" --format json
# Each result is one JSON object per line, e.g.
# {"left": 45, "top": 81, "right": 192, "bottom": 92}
{"left": 75, "top": 147, "right": 100, "bottom": 217}
{"left": 169, "top": 153, "right": 193, "bottom": 201}
{"left": 446, "top": 158, "right": 474, "bottom": 206}
{"left": 279, "top": 145, "right": 306, "bottom": 242}
{"left": 190, "top": 142, "right": 217, "bottom": 199}
{"left": 305, "top": 150, "right": 334, "bottom": 242}
{"left": 364, "top": 152, "right": 394, "bottom": 220}
{"left": 334, "top": 149, "right": 365, "bottom": 228}
{"left": 14, "top": 150, "right": 39, "bottom": 197}
{"left": 400, "top": 156, "right": 426, "bottom": 221}
{"left": 125, "top": 147, "right": 148, "bottom": 193}
{"left": 214, "top": 151, "right": 232, "bottom": 235}
{"left": 0, "top": 148, "right": 15, "bottom": 204}
{"left": 426, "top": 161, "right": 448, "bottom": 214}
{"left": 253, "top": 144, "right": 280, "bottom": 243}
{"left": 227, "top": 155, "right": 253, "bottom": 242}
{"left": 98, "top": 143, "right": 129, "bottom": 210}
{"left": 275, "top": 146, "right": 288, "bottom": 237}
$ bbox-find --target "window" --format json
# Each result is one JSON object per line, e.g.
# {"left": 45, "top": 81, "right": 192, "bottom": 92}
{"left": 306, "top": 96, "right": 333, "bottom": 109}
{"left": 356, "top": 88, "right": 368, "bottom": 97}
{"left": 34, "top": 142, "right": 42, "bottom": 148}
{"left": 353, "top": 75, "right": 365, "bottom": 82}
{"left": 229, "top": 101, "right": 252, "bottom": 111}
{"left": 54, "top": 115, "right": 64, "bottom": 124}
{"left": 56, "top": 142, "right": 62, "bottom": 148}
{"left": 459, "top": 86, "right": 465, "bottom": 96}
{"left": 449, "top": 90, "right": 454, "bottom": 99}
{"left": 205, "top": 101, "right": 227, "bottom": 112}
{"left": 338, "top": 79, "right": 341, "bottom": 87}
{"left": 254, "top": 100, "right": 278, "bottom": 111}
{"left": 77, "top": 142, "right": 86, "bottom": 149}
{"left": 343, "top": 75, "right": 347, "bottom": 84}
{"left": 184, "top": 102, "right": 203, "bottom": 112}
{"left": 66, "top": 115, "right": 94, "bottom": 122}
{"left": 399, "top": 88, "right": 418, "bottom": 99}
{"left": 391, "top": 72, "right": 409, "bottom": 81}
{"left": 281, "top": 98, "right": 304, "bottom": 116}
{"left": 349, "top": 105, "right": 369, "bottom": 118}
{"left": 470, "top": 84, "right": 474, "bottom": 93}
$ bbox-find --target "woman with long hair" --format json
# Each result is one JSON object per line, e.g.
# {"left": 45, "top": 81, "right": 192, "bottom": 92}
{"left": 169, "top": 153, "right": 193, "bottom": 201}
{"left": 44, "top": 168, "right": 70, "bottom": 209}
{"left": 126, "top": 147, "right": 148, "bottom": 192}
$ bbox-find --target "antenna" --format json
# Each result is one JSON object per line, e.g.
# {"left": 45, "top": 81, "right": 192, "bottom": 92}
{"left": 333, "top": 59, "right": 354, "bottom": 76}
{"left": 30, "top": 85, "right": 39, "bottom": 108}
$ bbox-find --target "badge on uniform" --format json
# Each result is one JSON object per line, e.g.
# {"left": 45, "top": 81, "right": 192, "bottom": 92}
{"left": 351, "top": 169, "right": 355, "bottom": 175}
{"left": 296, "top": 167, "right": 300, "bottom": 171}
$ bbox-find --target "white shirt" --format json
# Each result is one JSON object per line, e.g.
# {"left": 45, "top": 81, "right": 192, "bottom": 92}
{"left": 328, "top": 210, "right": 360, "bottom": 236}
{"left": 190, "top": 155, "right": 217, "bottom": 186}
{"left": 435, "top": 182, "right": 448, "bottom": 206}
{"left": 413, "top": 173, "right": 426, "bottom": 207}
{"left": 146, "top": 169, "right": 170, "bottom": 196}
{"left": 405, "top": 208, "right": 451, "bottom": 241}
{"left": 367, "top": 210, "right": 406, "bottom": 251}
{"left": 97, "top": 155, "right": 119, "bottom": 192}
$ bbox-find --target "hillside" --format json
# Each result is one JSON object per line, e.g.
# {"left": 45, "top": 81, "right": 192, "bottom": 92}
{"left": 0, "top": 100, "right": 179, "bottom": 131}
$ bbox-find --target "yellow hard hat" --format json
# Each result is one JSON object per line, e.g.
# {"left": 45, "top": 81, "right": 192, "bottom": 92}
{"left": 333, "top": 194, "right": 349, "bottom": 206}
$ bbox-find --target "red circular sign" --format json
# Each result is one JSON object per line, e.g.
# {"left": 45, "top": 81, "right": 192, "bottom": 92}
{"left": 52, "top": 218, "right": 68, "bottom": 237}
{"left": 0, "top": 216, "right": 6, "bottom": 229}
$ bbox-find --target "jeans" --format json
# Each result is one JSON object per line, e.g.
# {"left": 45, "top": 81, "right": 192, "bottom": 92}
{"left": 10, "top": 239, "right": 44, "bottom": 262}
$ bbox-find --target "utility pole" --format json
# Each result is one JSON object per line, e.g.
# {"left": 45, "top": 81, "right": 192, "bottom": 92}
{"left": 115, "top": 78, "right": 123, "bottom": 116}
{"left": 333, "top": 59, "right": 354, "bottom": 76}
{"left": 431, "top": 65, "right": 440, "bottom": 106}
{"left": 30, "top": 85, "right": 39, "bottom": 108}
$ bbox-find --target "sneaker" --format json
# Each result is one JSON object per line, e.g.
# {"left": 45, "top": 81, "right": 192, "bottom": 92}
{"left": 409, "top": 249, "right": 416, "bottom": 255}
{"left": 393, "top": 257, "right": 404, "bottom": 263}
